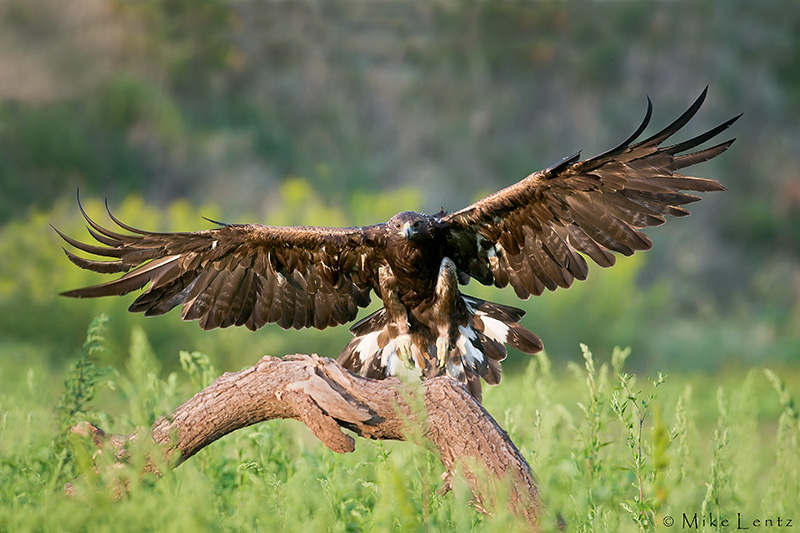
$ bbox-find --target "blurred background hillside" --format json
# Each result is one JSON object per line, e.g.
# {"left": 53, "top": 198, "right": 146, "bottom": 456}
{"left": 1, "top": 0, "right": 798, "bottom": 375}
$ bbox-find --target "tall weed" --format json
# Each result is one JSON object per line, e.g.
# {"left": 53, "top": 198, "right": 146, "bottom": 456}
{"left": 1, "top": 328, "right": 799, "bottom": 532}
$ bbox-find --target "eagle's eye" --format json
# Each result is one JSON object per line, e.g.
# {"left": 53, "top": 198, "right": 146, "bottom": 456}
{"left": 394, "top": 222, "right": 401, "bottom": 229}
{"left": 413, "top": 221, "right": 421, "bottom": 229}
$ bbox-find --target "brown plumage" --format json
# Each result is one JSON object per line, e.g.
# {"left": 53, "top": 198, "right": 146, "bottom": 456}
{"left": 57, "top": 88, "right": 738, "bottom": 401}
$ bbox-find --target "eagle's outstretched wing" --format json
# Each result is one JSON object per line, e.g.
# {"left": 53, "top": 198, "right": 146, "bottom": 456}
{"left": 56, "top": 199, "right": 380, "bottom": 330}
{"left": 443, "top": 88, "right": 740, "bottom": 298}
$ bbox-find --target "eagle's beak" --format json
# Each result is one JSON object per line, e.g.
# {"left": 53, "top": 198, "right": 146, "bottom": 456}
{"left": 401, "top": 222, "right": 415, "bottom": 239}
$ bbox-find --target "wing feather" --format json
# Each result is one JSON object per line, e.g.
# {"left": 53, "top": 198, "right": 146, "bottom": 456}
{"left": 180, "top": 268, "right": 221, "bottom": 322}
{"left": 232, "top": 269, "right": 257, "bottom": 328}
{"left": 531, "top": 231, "right": 573, "bottom": 289}
{"left": 444, "top": 90, "right": 737, "bottom": 295}
{"left": 57, "top": 206, "right": 381, "bottom": 331}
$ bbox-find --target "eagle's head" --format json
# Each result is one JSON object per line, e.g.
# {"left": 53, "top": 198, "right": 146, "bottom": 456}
{"left": 389, "top": 211, "right": 429, "bottom": 242}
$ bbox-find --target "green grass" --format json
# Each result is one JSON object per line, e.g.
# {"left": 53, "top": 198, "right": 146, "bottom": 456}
{"left": 1, "top": 321, "right": 798, "bottom": 532}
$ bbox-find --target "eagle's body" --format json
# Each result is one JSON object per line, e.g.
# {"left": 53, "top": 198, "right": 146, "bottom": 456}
{"left": 376, "top": 212, "right": 447, "bottom": 305}
{"left": 332, "top": 211, "right": 544, "bottom": 398}
{"left": 57, "top": 89, "right": 739, "bottom": 401}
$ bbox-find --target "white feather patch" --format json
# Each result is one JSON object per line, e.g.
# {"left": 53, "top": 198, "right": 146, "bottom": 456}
{"left": 479, "top": 314, "right": 510, "bottom": 343}
{"left": 464, "top": 299, "right": 477, "bottom": 313}
{"left": 457, "top": 326, "right": 484, "bottom": 368}
{"left": 458, "top": 325, "right": 477, "bottom": 342}
{"left": 381, "top": 339, "right": 399, "bottom": 366}
{"left": 387, "top": 353, "right": 401, "bottom": 376}
{"left": 354, "top": 331, "right": 382, "bottom": 363}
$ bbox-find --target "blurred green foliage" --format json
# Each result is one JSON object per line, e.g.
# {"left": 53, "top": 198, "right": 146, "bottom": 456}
{"left": 0, "top": 182, "right": 427, "bottom": 373}
{"left": 1, "top": 2, "right": 798, "bottom": 530}
{"left": 1, "top": 184, "right": 797, "bottom": 378}
{"left": 0, "top": 0, "right": 798, "bottom": 462}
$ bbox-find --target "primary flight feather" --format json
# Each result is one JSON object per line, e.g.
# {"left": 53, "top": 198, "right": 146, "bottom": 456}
{"left": 57, "top": 88, "right": 738, "bottom": 401}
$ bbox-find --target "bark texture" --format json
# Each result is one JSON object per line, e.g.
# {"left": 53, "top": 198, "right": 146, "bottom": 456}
{"left": 73, "top": 354, "right": 540, "bottom": 528}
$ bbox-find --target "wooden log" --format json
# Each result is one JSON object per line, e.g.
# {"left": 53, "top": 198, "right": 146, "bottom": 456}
{"left": 70, "top": 354, "right": 540, "bottom": 528}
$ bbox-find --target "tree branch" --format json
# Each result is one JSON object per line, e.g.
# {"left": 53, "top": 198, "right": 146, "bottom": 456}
{"left": 70, "top": 354, "right": 540, "bottom": 528}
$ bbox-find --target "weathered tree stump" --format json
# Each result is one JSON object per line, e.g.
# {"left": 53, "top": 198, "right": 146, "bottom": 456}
{"left": 70, "top": 354, "right": 540, "bottom": 528}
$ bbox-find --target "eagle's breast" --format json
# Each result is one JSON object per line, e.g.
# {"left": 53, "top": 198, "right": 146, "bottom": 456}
{"left": 382, "top": 234, "right": 447, "bottom": 305}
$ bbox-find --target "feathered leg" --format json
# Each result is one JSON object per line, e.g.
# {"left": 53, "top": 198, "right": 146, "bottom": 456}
{"left": 377, "top": 264, "right": 414, "bottom": 368}
{"left": 433, "top": 258, "right": 460, "bottom": 368}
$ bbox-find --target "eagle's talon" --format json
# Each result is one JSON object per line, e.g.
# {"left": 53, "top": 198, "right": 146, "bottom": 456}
{"left": 397, "top": 334, "right": 415, "bottom": 369}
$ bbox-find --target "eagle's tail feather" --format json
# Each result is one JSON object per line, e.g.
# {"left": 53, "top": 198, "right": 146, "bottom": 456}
{"left": 463, "top": 296, "right": 543, "bottom": 354}
{"left": 337, "top": 295, "right": 542, "bottom": 402}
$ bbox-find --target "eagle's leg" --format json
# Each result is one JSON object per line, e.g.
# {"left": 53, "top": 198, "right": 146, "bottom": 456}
{"left": 435, "top": 338, "right": 449, "bottom": 368}
{"left": 377, "top": 265, "right": 414, "bottom": 369}
{"left": 433, "top": 258, "right": 460, "bottom": 368}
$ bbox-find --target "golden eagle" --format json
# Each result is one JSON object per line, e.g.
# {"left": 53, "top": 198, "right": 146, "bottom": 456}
{"left": 56, "top": 89, "right": 738, "bottom": 400}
